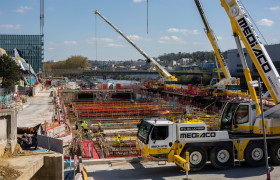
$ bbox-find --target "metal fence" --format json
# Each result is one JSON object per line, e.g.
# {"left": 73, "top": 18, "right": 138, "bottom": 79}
{"left": 37, "top": 134, "right": 63, "bottom": 154}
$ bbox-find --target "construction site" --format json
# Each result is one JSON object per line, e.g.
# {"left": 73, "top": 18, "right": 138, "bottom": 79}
{"left": 1, "top": 0, "right": 280, "bottom": 179}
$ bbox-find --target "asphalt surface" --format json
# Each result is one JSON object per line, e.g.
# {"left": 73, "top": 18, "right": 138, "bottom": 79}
{"left": 84, "top": 160, "right": 280, "bottom": 180}
{"left": 17, "top": 89, "right": 54, "bottom": 128}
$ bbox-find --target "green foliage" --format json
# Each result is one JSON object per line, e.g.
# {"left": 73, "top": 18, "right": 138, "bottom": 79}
{"left": 202, "top": 73, "right": 212, "bottom": 85}
{"left": 0, "top": 55, "right": 21, "bottom": 92}
{"left": 158, "top": 51, "right": 215, "bottom": 63}
{"left": 177, "top": 74, "right": 212, "bottom": 85}
{"left": 177, "top": 75, "right": 200, "bottom": 85}
{"left": 48, "top": 55, "right": 90, "bottom": 70}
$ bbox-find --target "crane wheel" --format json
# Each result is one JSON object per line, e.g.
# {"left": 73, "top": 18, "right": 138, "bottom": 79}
{"left": 269, "top": 143, "right": 280, "bottom": 165}
{"left": 244, "top": 142, "right": 265, "bottom": 166}
{"left": 210, "top": 146, "right": 233, "bottom": 170}
{"left": 183, "top": 147, "right": 207, "bottom": 171}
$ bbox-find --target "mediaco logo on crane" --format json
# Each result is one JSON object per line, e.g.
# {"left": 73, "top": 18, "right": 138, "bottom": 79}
{"left": 237, "top": 17, "right": 272, "bottom": 74}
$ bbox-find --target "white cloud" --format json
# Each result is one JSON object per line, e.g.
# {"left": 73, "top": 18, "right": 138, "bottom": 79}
{"left": 118, "top": 35, "right": 151, "bottom": 42}
{"left": 0, "top": 24, "right": 22, "bottom": 30}
{"left": 167, "top": 28, "right": 199, "bottom": 35}
{"left": 271, "top": 38, "right": 279, "bottom": 43}
{"left": 268, "top": 6, "right": 280, "bottom": 11}
{"left": 104, "top": 43, "right": 124, "bottom": 48}
{"left": 48, "top": 41, "right": 58, "bottom": 46}
{"left": 64, "top": 41, "right": 77, "bottom": 45}
{"left": 127, "top": 35, "right": 141, "bottom": 41}
{"left": 158, "top": 36, "right": 187, "bottom": 44}
{"left": 257, "top": 18, "right": 274, "bottom": 26}
{"left": 133, "top": 0, "right": 145, "bottom": 3}
{"left": 216, "top": 36, "right": 223, "bottom": 41}
{"left": 47, "top": 48, "right": 55, "bottom": 51}
{"left": 86, "top": 37, "right": 114, "bottom": 44}
{"left": 15, "top": 6, "right": 32, "bottom": 13}
{"left": 192, "top": 42, "right": 204, "bottom": 45}
{"left": 48, "top": 7, "right": 54, "bottom": 11}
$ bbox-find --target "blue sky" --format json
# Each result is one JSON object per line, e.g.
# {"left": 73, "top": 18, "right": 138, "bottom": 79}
{"left": 0, "top": 0, "right": 279, "bottom": 61}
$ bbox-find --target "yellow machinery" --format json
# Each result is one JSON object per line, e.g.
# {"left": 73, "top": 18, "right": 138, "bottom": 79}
{"left": 194, "top": 0, "right": 248, "bottom": 98}
{"left": 137, "top": 1, "right": 280, "bottom": 172}
{"left": 95, "top": 10, "right": 179, "bottom": 89}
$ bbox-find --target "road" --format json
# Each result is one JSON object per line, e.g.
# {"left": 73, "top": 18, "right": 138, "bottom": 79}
{"left": 84, "top": 160, "right": 280, "bottom": 180}
{"left": 17, "top": 89, "right": 54, "bottom": 128}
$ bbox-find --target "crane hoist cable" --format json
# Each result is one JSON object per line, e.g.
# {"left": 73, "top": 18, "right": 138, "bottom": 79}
{"left": 239, "top": 0, "right": 268, "bottom": 45}
{"left": 147, "top": 0, "right": 149, "bottom": 34}
{"left": 95, "top": 14, "right": 98, "bottom": 61}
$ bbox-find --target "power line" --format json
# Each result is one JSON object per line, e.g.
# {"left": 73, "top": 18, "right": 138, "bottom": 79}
{"left": 239, "top": 0, "right": 268, "bottom": 45}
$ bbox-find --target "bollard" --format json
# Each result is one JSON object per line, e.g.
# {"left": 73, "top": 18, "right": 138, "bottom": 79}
{"left": 184, "top": 152, "right": 191, "bottom": 180}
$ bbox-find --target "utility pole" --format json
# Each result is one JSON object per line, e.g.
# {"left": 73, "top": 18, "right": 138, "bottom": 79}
{"left": 258, "top": 78, "right": 271, "bottom": 180}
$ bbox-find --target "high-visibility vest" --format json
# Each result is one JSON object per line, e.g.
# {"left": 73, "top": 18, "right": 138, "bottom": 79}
{"left": 82, "top": 122, "right": 87, "bottom": 129}
{"left": 98, "top": 122, "right": 101, "bottom": 127}
{"left": 75, "top": 121, "right": 77, "bottom": 125}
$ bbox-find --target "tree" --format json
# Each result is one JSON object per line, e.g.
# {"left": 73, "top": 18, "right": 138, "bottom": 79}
{"left": 50, "top": 55, "right": 91, "bottom": 70}
{"left": 0, "top": 55, "right": 21, "bottom": 93}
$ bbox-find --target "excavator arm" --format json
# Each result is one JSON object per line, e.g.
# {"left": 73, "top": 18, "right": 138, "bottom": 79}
{"left": 220, "top": 0, "right": 280, "bottom": 105}
{"left": 82, "top": 76, "right": 95, "bottom": 88}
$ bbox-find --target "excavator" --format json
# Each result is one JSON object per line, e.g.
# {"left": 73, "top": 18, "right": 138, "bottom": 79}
{"left": 136, "top": 0, "right": 280, "bottom": 172}
{"left": 94, "top": 10, "right": 179, "bottom": 89}
{"left": 194, "top": 0, "right": 247, "bottom": 98}
{"left": 82, "top": 76, "right": 95, "bottom": 88}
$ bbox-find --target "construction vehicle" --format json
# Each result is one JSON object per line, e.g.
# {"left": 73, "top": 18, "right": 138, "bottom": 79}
{"left": 194, "top": 0, "right": 247, "bottom": 98}
{"left": 94, "top": 10, "right": 179, "bottom": 89}
{"left": 82, "top": 76, "right": 95, "bottom": 88}
{"left": 136, "top": 0, "right": 280, "bottom": 171}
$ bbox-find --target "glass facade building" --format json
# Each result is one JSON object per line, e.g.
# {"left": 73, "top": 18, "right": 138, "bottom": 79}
{"left": 0, "top": 34, "right": 44, "bottom": 73}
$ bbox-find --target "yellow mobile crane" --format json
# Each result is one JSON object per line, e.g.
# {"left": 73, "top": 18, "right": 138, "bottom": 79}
{"left": 136, "top": 1, "right": 280, "bottom": 172}
{"left": 194, "top": 0, "right": 247, "bottom": 97}
{"left": 94, "top": 10, "right": 179, "bottom": 89}
{"left": 194, "top": 0, "right": 261, "bottom": 112}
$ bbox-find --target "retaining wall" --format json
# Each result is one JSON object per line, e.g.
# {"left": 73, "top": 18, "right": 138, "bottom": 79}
{"left": 0, "top": 109, "right": 17, "bottom": 157}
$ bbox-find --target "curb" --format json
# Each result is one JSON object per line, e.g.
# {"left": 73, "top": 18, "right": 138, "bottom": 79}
{"left": 64, "top": 157, "right": 142, "bottom": 167}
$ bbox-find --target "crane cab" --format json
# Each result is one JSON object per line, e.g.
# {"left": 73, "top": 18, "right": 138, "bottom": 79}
{"left": 136, "top": 118, "right": 177, "bottom": 160}
{"left": 220, "top": 101, "right": 261, "bottom": 134}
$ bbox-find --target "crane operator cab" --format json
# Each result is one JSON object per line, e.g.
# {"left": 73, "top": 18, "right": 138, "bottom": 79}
{"left": 136, "top": 118, "right": 177, "bottom": 160}
{"left": 220, "top": 101, "right": 257, "bottom": 133}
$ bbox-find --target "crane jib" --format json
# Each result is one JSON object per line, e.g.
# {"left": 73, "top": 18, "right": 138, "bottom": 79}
{"left": 237, "top": 17, "right": 272, "bottom": 74}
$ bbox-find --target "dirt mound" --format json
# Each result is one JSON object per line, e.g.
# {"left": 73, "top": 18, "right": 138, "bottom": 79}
{"left": 0, "top": 165, "right": 21, "bottom": 179}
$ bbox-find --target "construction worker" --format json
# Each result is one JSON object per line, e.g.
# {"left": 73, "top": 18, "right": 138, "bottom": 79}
{"left": 81, "top": 121, "right": 88, "bottom": 134}
{"left": 114, "top": 134, "right": 121, "bottom": 145}
{"left": 98, "top": 120, "right": 102, "bottom": 132}
{"left": 75, "top": 120, "right": 78, "bottom": 130}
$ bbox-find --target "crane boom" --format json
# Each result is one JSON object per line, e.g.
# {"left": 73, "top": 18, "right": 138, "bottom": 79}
{"left": 220, "top": 0, "right": 280, "bottom": 105}
{"left": 194, "top": 0, "right": 231, "bottom": 79}
{"left": 94, "top": 10, "right": 173, "bottom": 80}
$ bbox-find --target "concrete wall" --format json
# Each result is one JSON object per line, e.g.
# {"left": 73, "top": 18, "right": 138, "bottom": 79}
{"left": 0, "top": 117, "right": 7, "bottom": 156}
{"left": 0, "top": 109, "right": 17, "bottom": 157}
{"left": 31, "top": 154, "right": 64, "bottom": 180}
{"left": 33, "top": 84, "right": 42, "bottom": 96}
